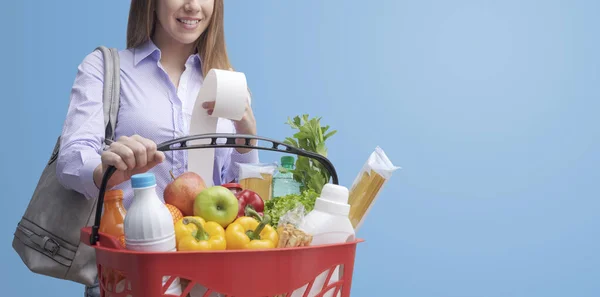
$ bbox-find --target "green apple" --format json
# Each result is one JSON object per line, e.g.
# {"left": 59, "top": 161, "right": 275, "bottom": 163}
{"left": 194, "top": 186, "right": 239, "bottom": 228}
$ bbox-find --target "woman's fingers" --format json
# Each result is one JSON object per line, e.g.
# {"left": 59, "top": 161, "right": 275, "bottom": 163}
{"left": 153, "top": 150, "right": 166, "bottom": 164}
{"left": 108, "top": 141, "right": 136, "bottom": 170}
{"left": 108, "top": 135, "right": 157, "bottom": 170}
{"left": 202, "top": 101, "right": 215, "bottom": 115}
{"left": 101, "top": 150, "right": 128, "bottom": 171}
{"left": 131, "top": 134, "right": 155, "bottom": 165}
{"left": 202, "top": 101, "right": 215, "bottom": 109}
{"left": 128, "top": 138, "right": 148, "bottom": 169}
{"left": 98, "top": 135, "right": 164, "bottom": 188}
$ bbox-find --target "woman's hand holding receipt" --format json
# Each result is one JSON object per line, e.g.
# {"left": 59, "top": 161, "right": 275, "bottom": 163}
{"left": 202, "top": 93, "right": 258, "bottom": 154}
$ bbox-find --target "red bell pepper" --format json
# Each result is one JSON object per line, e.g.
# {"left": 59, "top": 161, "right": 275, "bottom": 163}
{"left": 236, "top": 189, "right": 264, "bottom": 218}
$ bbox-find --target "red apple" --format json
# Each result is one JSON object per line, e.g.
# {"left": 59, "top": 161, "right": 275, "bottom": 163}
{"left": 164, "top": 171, "right": 206, "bottom": 216}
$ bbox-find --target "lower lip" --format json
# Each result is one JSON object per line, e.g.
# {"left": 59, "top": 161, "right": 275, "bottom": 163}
{"left": 177, "top": 19, "right": 200, "bottom": 30}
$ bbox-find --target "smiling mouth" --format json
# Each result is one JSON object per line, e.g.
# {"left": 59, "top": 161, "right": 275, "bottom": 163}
{"left": 177, "top": 18, "right": 200, "bottom": 25}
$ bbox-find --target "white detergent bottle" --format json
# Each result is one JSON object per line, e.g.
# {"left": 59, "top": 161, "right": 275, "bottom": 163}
{"left": 123, "top": 172, "right": 182, "bottom": 295}
{"left": 292, "top": 184, "right": 356, "bottom": 297}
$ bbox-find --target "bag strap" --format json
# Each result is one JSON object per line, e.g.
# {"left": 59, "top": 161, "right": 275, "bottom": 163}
{"left": 95, "top": 46, "right": 121, "bottom": 143}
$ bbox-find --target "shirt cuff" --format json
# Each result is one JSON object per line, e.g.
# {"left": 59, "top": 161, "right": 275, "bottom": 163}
{"left": 78, "top": 155, "right": 102, "bottom": 200}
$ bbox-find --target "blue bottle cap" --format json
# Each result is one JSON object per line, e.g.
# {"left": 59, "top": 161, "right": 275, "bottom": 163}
{"left": 131, "top": 172, "right": 156, "bottom": 188}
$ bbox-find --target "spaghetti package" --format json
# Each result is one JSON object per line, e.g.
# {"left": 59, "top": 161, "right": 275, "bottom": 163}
{"left": 237, "top": 163, "right": 277, "bottom": 201}
{"left": 348, "top": 146, "right": 399, "bottom": 231}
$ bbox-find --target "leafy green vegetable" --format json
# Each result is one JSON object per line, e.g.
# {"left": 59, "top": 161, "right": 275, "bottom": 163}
{"left": 283, "top": 114, "right": 337, "bottom": 194}
{"left": 264, "top": 190, "right": 319, "bottom": 228}
{"left": 265, "top": 115, "right": 336, "bottom": 227}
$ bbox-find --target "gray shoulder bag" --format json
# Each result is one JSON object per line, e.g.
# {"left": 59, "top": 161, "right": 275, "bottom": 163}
{"left": 12, "top": 46, "right": 121, "bottom": 287}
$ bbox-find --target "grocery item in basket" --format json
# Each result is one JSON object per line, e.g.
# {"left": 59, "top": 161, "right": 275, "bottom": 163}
{"left": 174, "top": 217, "right": 226, "bottom": 251}
{"left": 237, "top": 162, "right": 277, "bottom": 201}
{"left": 277, "top": 223, "right": 313, "bottom": 248}
{"left": 175, "top": 217, "right": 227, "bottom": 296}
{"left": 222, "top": 183, "right": 243, "bottom": 195}
{"left": 276, "top": 203, "right": 313, "bottom": 248}
{"left": 164, "top": 170, "right": 207, "bottom": 216}
{"left": 98, "top": 190, "right": 127, "bottom": 289}
{"left": 166, "top": 203, "right": 184, "bottom": 224}
{"left": 99, "top": 190, "right": 127, "bottom": 245}
{"left": 236, "top": 189, "right": 264, "bottom": 219}
{"left": 225, "top": 207, "right": 279, "bottom": 250}
{"left": 264, "top": 189, "right": 319, "bottom": 228}
{"left": 272, "top": 156, "right": 302, "bottom": 198}
{"left": 292, "top": 184, "right": 356, "bottom": 297}
{"left": 277, "top": 202, "right": 306, "bottom": 227}
{"left": 123, "top": 172, "right": 182, "bottom": 296}
{"left": 194, "top": 185, "right": 240, "bottom": 228}
{"left": 348, "top": 146, "right": 399, "bottom": 231}
{"left": 282, "top": 114, "right": 337, "bottom": 195}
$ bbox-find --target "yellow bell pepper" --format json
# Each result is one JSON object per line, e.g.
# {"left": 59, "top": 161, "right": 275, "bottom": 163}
{"left": 175, "top": 216, "right": 202, "bottom": 244}
{"left": 225, "top": 207, "right": 278, "bottom": 250}
{"left": 174, "top": 216, "right": 226, "bottom": 251}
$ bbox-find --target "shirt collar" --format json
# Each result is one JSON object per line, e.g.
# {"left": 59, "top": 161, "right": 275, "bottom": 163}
{"left": 134, "top": 39, "right": 160, "bottom": 66}
{"left": 186, "top": 52, "right": 202, "bottom": 68}
{"left": 134, "top": 38, "right": 202, "bottom": 67}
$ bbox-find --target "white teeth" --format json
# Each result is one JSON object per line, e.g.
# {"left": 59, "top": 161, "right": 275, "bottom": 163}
{"left": 178, "top": 19, "right": 199, "bottom": 25}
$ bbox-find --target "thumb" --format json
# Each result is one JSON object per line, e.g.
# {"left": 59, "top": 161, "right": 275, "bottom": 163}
{"left": 154, "top": 151, "right": 166, "bottom": 163}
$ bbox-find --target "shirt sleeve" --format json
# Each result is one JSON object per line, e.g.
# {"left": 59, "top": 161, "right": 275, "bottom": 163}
{"left": 55, "top": 50, "right": 106, "bottom": 200}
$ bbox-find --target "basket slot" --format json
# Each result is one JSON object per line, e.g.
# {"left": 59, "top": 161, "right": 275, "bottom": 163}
{"left": 180, "top": 280, "right": 225, "bottom": 297}
{"left": 201, "top": 288, "right": 214, "bottom": 297}
{"left": 161, "top": 275, "right": 178, "bottom": 295}
{"left": 180, "top": 280, "right": 196, "bottom": 297}
{"left": 332, "top": 286, "right": 342, "bottom": 297}
{"left": 293, "top": 264, "right": 344, "bottom": 297}
{"left": 302, "top": 278, "right": 317, "bottom": 297}
{"left": 322, "top": 265, "right": 337, "bottom": 292}
{"left": 97, "top": 264, "right": 133, "bottom": 297}
{"left": 314, "top": 282, "right": 343, "bottom": 297}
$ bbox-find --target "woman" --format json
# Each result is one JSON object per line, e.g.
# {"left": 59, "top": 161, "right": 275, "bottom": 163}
{"left": 55, "top": 1, "right": 258, "bottom": 295}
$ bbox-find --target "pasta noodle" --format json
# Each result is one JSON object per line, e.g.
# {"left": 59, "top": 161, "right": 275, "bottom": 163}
{"left": 348, "top": 147, "right": 399, "bottom": 231}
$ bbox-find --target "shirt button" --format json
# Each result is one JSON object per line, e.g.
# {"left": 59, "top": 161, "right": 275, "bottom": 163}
{"left": 176, "top": 163, "right": 182, "bottom": 169}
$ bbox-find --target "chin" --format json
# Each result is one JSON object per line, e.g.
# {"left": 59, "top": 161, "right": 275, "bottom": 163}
{"left": 176, "top": 36, "right": 201, "bottom": 46}
{"left": 167, "top": 24, "right": 204, "bottom": 46}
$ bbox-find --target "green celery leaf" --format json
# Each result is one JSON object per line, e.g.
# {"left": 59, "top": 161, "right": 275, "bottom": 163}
{"left": 293, "top": 131, "right": 309, "bottom": 140}
{"left": 323, "top": 130, "right": 337, "bottom": 141}
{"left": 284, "top": 137, "right": 299, "bottom": 148}
{"left": 316, "top": 142, "right": 327, "bottom": 156}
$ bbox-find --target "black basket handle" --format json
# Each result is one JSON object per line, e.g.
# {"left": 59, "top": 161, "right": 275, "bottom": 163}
{"left": 90, "top": 133, "right": 339, "bottom": 245}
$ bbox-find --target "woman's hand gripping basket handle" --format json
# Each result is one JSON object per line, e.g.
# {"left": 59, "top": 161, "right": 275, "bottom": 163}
{"left": 89, "top": 133, "right": 339, "bottom": 245}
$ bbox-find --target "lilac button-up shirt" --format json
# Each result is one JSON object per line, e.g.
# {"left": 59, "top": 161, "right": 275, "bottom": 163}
{"left": 56, "top": 39, "right": 259, "bottom": 209}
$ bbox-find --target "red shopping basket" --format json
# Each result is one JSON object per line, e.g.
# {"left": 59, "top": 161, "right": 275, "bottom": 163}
{"left": 81, "top": 133, "right": 364, "bottom": 297}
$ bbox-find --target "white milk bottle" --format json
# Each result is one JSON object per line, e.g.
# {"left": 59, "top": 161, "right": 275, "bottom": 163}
{"left": 292, "top": 184, "right": 356, "bottom": 297}
{"left": 123, "top": 172, "right": 182, "bottom": 295}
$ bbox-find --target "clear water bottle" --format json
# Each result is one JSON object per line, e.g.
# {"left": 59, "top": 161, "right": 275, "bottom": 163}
{"left": 272, "top": 156, "right": 301, "bottom": 198}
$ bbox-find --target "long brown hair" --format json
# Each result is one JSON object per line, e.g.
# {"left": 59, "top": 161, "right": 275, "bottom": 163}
{"left": 126, "top": 0, "right": 232, "bottom": 77}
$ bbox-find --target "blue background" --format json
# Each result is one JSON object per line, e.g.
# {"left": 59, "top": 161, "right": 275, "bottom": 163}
{"left": 1, "top": 0, "right": 599, "bottom": 296}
